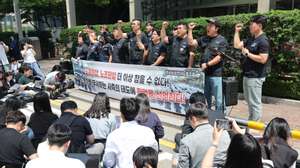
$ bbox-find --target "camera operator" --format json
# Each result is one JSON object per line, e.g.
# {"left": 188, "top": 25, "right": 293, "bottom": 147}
{"left": 44, "top": 71, "right": 74, "bottom": 99}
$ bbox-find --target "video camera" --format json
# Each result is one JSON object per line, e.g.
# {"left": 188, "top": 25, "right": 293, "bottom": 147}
{"left": 50, "top": 79, "right": 74, "bottom": 99}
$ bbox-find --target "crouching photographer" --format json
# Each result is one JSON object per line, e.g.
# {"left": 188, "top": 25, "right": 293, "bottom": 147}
{"left": 44, "top": 70, "right": 74, "bottom": 99}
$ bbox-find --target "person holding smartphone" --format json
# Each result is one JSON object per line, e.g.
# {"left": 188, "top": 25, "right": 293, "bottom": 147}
{"left": 234, "top": 15, "right": 270, "bottom": 121}
{"left": 20, "top": 41, "right": 45, "bottom": 80}
{"left": 175, "top": 102, "right": 230, "bottom": 168}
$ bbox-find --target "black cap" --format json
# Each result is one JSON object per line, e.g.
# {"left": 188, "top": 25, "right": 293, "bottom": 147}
{"left": 250, "top": 15, "right": 267, "bottom": 25}
{"left": 206, "top": 18, "right": 221, "bottom": 27}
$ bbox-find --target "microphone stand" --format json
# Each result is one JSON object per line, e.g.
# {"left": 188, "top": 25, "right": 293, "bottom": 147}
{"left": 208, "top": 47, "right": 239, "bottom": 116}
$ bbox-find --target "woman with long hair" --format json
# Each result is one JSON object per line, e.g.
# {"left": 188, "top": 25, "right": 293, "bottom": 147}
{"left": 202, "top": 120, "right": 274, "bottom": 168}
{"left": 135, "top": 93, "right": 164, "bottom": 148}
{"left": 28, "top": 91, "right": 58, "bottom": 148}
{"left": 262, "top": 117, "right": 298, "bottom": 168}
{"left": 84, "top": 92, "right": 117, "bottom": 155}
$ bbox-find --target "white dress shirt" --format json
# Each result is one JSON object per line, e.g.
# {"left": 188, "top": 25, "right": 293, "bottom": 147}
{"left": 103, "top": 121, "right": 158, "bottom": 168}
{"left": 25, "top": 150, "right": 85, "bottom": 168}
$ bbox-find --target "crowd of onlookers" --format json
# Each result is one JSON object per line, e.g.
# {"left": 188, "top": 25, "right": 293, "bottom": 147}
{"left": 0, "top": 88, "right": 298, "bottom": 168}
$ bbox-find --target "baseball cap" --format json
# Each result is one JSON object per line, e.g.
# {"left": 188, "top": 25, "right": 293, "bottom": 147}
{"left": 206, "top": 18, "right": 221, "bottom": 27}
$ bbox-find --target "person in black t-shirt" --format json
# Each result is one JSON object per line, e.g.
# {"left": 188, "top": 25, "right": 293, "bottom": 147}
{"left": 98, "top": 35, "right": 113, "bottom": 63}
{"left": 145, "top": 21, "right": 154, "bottom": 43}
{"left": 56, "top": 100, "right": 94, "bottom": 153}
{"left": 87, "top": 31, "right": 101, "bottom": 61}
{"left": 0, "top": 111, "right": 37, "bottom": 168}
{"left": 144, "top": 29, "right": 167, "bottom": 66}
{"left": 75, "top": 33, "right": 88, "bottom": 60}
{"left": 160, "top": 21, "right": 194, "bottom": 68}
{"left": 122, "top": 19, "right": 148, "bottom": 65}
{"left": 111, "top": 27, "right": 129, "bottom": 64}
{"left": 0, "top": 97, "right": 22, "bottom": 129}
{"left": 188, "top": 18, "right": 228, "bottom": 112}
{"left": 28, "top": 92, "right": 58, "bottom": 148}
{"left": 234, "top": 15, "right": 270, "bottom": 121}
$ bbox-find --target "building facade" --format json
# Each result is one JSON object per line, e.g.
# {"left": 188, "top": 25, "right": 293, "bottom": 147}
{"left": 141, "top": 0, "right": 300, "bottom": 20}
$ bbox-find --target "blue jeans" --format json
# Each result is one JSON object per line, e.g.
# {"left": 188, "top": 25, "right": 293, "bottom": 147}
{"left": 25, "top": 62, "right": 45, "bottom": 80}
{"left": 204, "top": 76, "right": 224, "bottom": 113}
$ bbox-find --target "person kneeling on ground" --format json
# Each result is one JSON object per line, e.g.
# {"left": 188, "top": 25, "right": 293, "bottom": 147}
{"left": 44, "top": 70, "right": 74, "bottom": 99}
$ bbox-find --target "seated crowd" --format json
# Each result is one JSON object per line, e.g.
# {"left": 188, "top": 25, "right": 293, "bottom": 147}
{"left": 0, "top": 88, "right": 297, "bottom": 168}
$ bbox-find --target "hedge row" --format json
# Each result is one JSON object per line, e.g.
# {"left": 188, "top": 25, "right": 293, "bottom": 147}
{"left": 54, "top": 10, "right": 300, "bottom": 100}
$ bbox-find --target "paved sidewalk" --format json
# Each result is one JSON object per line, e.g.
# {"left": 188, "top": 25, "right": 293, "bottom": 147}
{"left": 38, "top": 59, "right": 300, "bottom": 129}
{"left": 38, "top": 59, "right": 300, "bottom": 157}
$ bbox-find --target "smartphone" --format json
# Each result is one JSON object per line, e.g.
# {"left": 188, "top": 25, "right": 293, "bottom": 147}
{"left": 216, "top": 119, "right": 232, "bottom": 130}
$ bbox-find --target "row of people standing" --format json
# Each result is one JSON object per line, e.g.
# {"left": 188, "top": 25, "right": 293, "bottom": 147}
{"left": 75, "top": 15, "right": 270, "bottom": 122}
{"left": 75, "top": 19, "right": 194, "bottom": 67}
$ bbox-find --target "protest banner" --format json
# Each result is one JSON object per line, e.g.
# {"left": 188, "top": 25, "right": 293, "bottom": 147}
{"left": 72, "top": 58, "right": 205, "bottom": 114}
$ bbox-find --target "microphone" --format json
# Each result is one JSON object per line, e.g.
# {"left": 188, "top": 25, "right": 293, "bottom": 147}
{"left": 208, "top": 47, "right": 240, "bottom": 63}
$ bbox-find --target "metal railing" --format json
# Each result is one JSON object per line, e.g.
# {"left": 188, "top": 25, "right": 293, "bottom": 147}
{"left": 232, "top": 117, "right": 300, "bottom": 140}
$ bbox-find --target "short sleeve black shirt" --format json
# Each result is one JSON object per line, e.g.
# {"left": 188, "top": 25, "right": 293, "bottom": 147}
{"left": 28, "top": 112, "right": 58, "bottom": 140}
{"left": 99, "top": 43, "right": 113, "bottom": 62}
{"left": 127, "top": 32, "right": 148, "bottom": 64}
{"left": 76, "top": 43, "right": 89, "bottom": 60}
{"left": 111, "top": 38, "right": 128, "bottom": 63}
{"left": 197, "top": 35, "right": 228, "bottom": 76}
{"left": 243, "top": 34, "right": 269, "bottom": 78}
{"left": 87, "top": 42, "right": 102, "bottom": 61}
{"left": 0, "top": 128, "right": 36, "bottom": 165}
{"left": 58, "top": 112, "right": 93, "bottom": 153}
{"left": 145, "top": 42, "right": 167, "bottom": 65}
{"left": 169, "top": 36, "right": 190, "bottom": 67}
